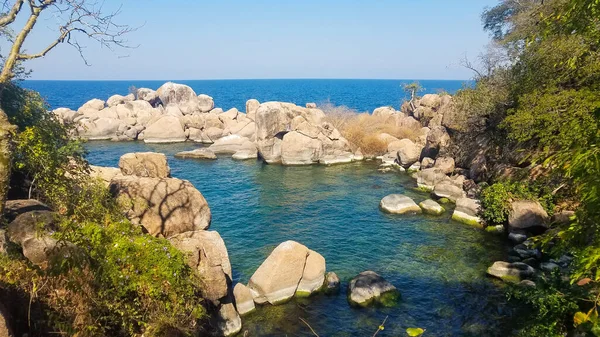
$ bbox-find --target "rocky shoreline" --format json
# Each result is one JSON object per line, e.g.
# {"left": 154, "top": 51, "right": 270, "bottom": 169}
{"left": 46, "top": 82, "right": 575, "bottom": 335}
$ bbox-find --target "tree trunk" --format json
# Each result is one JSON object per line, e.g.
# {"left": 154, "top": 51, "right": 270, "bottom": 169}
{"left": 0, "top": 108, "right": 14, "bottom": 216}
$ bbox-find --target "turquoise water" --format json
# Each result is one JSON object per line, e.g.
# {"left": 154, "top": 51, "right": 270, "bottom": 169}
{"left": 21, "top": 79, "right": 469, "bottom": 112}
{"left": 85, "top": 141, "right": 514, "bottom": 337}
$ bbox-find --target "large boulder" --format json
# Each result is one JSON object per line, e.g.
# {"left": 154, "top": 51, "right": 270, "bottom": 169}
{"left": 348, "top": 271, "right": 398, "bottom": 307}
{"left": 395, "top": 139, "right": 421, "bottom": 168}
{"left": 143, "top": 115, "right": 186, "bottom": 143}
{"left": 433, "top": 157, "right": 455, "bottom": 174}
{"left": 380, "top": 194, "right": 422, "bottom": 214}
{"left": 452, "top": 198, "right": 483, "bottom": 227}
{"left": 487, "top": 261, "right": 535, "bottom": 283}
{"left": 77, "top": 117, "right": 120, "bottom": 140}
{"left": 281, "top": 131, "right": 322, "bottom": 165}
{"left": 77, "top": 98, "right": 105, "bottom": 113}
{"left": 508, "top": 200, "right": 549, "bottom": 232}
{"left": 415, "top": 168, "right": 449, "bottom": 191}
{"left": 110, "top": 175, "right": 211, "bottom": 238}
{"left": 422, "top": 126, "right": 451, "bottom": 159}
{"left": 156, "top": 82, "right": 197, "bottom": 108}
{"left": 248, "top": 241, "right": 325, "bottom": 305}
{"left": 197, "top": 94, "right": 215, "bottom": 113}
{"left": 169, "top": 230, "right": 231, "bottom": 303}
{"left": 118, "top": 152, "right": 170, "bottom": 178}
{"left": 107, "top": 93, "right": 135, "bottom": 107}
{"left": 233, "top": 283, "right": 256, "bottom": 315}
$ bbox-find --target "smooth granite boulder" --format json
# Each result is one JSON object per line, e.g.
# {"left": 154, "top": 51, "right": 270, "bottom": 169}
{"left": 296, "top": 250, "right": 326, "bottom": 296}
{"left": 508, "top": 200, "right": 549, "bottom": 232}
{"left": 419, "top": 199, "right": 445, "bottom": 215}
{"left": 348, "top": 271, "right": 399, "bottom": 307}
{"left": 452, "top": 198, "right": 483, "bottom": 227}
{"left": 380, "top": 194, "right": 422, "bottom": 214}
{"left": 143, "top": 115, "right": 186, "bottom": 143}
{"left": 433, "top": 181, "right": 466, "bottom": 203}
{"left": 395, "top": 139, "right": 421, "bottom": 168}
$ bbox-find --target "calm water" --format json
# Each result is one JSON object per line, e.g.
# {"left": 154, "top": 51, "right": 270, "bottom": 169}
{"left": 21, "top": 79, "right": 468, "bottom": 113}
{"left": 85, "top": 142, "right": 514, "bottom": 337}
{"left": 32, "top": 79, "right": 513, "bottom": 336}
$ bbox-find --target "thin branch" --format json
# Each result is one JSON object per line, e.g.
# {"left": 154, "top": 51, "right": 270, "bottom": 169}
{"left": 372, "top": 315, "right": 389, "bottom": 337}
{"left": 299, "top": 317, "right": 320, "bottom": 337}
{"left": 0, "top": 0, "right": 24, "bottom": 27}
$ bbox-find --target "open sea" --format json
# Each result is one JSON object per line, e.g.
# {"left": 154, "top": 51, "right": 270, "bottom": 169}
{"left": 21, "top": 79, "right": 516, "bottom": 336}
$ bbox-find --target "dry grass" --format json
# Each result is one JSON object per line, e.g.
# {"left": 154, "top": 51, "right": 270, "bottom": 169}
{"left": 320, "top": 103, "right": 420, "bottom": 156}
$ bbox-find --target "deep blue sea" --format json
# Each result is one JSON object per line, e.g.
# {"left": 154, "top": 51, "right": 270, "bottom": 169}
{"left": 21, "top": 79, "right": 468, "bottom": 112}
{"left": 21, "top": 79, "right": 515, "bottom": 336}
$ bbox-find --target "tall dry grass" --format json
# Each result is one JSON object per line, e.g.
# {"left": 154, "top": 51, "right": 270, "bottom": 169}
{"left": 320, "top": 103, "right": 420, "bottom": 156}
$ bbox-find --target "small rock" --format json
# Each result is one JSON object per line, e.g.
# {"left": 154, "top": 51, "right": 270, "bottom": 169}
{"left": 419, "top": 199, "right": 445, "bottom": 215}
{"left": 487, "top": 261, "right": 536, "bottom": 283}
{"left": 174, "top": 148, "right": 217, "bottom": 160}
{"left": 324, "top": 272, "right": 340, "bottom": 294}
{"left": 519, "top": 280, "right": 537, "bottom": 287}
{"left": 541, "top": 262, "right": 560, "bottom": 273}
{"left": 233, "top": 283, "right": 255, "bottom": 316}
{"left": 348, "top": 271, "right": 399, "bottom": 307}
{"left": 508, "top": 232, "right": 528, "bottom": 245}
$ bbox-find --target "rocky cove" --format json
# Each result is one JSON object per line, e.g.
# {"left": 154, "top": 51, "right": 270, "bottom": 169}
{"left": 0, "top": 80, "right": 552, "bottom": 336}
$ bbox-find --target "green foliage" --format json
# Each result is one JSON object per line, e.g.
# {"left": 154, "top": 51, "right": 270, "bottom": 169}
{"left": 506, "top": 274, "right": 582, "bottom": 337}
{"left": 479, "top": 181, "right": 555, "bottom": 225}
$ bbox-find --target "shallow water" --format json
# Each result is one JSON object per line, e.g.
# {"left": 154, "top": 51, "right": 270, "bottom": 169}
{"left": 85, "top": 141, "right": 513, "bottom": 337}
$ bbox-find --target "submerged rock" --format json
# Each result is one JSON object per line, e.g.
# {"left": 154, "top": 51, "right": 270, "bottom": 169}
{"left": 379, "top": 194, "right": 422, "bottom": 214}
{"left": 348, "top": 271, "right": 399, "bottom": 307}
{"left": 324, "top": 272, "right": 341, "bottom": 294}
{"left": 419, "top": 199, "right": 445, "bottom": 215}
{"left": 487, "top": 261, "right": 535, "bottom": 283}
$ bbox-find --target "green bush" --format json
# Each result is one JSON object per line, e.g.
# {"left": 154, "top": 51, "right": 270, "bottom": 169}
{"left": 479, "top": 181, "right": 555, "bottom": 225}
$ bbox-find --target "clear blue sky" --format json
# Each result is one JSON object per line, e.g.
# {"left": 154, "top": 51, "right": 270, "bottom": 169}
{"left": 14, "top": 0, "right": 498, "bottom": 80}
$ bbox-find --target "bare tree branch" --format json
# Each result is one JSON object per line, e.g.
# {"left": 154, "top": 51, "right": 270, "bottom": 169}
{"left": 0, "top": 0, "right": 24, "bottom": 27}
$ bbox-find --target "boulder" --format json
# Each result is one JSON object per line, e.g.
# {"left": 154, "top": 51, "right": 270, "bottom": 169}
{"left": 508, "top": 232, "right": 528, "bottom": 244}
{"left": 452, "top": 198, "right": 483, "bottom": 227}
{"left": 422, "top": 126, "right": 451, "bottom": 158}
{"left": 248, "top": 240, "right": 309, "bottom": 305}
{"left": 419, "top": 94, "right": 441, "bottom": 108}
{"left": 508, "top": 201, "right": 549, "bottom": 231}
{"left": 306, "top": 102, "right": 317, "bottom": 109}
{"left": 395, "top": 139, "right": 421, "bottom": 168}
{"left": 156, "top": 82, "right": 197, "bottom": 107}
{"left": 245, "top": 99, "right": 260, "bottom": 120}
{"left": 168, "top": 230, "right": 231, "bottom": 302}
{"left": 415, "top": 168, "right": 449, "bottom": 191}
{"left": 487, "top": 261, "right": 535, "bottom": 283}
{"left": 319, "top": 153, "right": 354, "bottom": 165}
{"left": 209, "top": 135, "right": 257, "bottom": 155}
{"left": 78, "top": 117, "right": 120, "bottom": 140}
{"left": 433, "top": 157, "right": 455, "bottom": 174}
{"left": 119, "top": 152, "right": 171, "bottom": 178}
{"left": 324, "top": 272, "right": 340, "bottom": 294}
{"left": 135, "top": 88, "right": 160, "bottom": 106}
{"left": 348, "top": 271, "right": 398, "bottom": 307}
{"left": 77, "top": 98, "right": 105, "bottom": 113}
{"left": 110, "top": 175, "right": 211, "bottom": 238}
{"left": 380, "top": 194, "right": 422, "bottom": 214}
{"left": 296, "top": 250, "right": 326, "bottom": 296}
{"left": 107, "top": 93, "right": 135, "bottom": 107}
{"left": 233, "top": 283, "right": 256, "bottom": 315}
{"left": 198, "top": 94, "right": 215, "bottom": 113}
{"left": 175, "top": 148, "right": 217, "bottom": 160}
{"left": 421, "top": 157, "right": 435, "bottom": 169}
{"left": 216, "top": 300, "right": 242, "bottom": 337}
{"left": 232, "top": 149, "right": 258, "bottom": 160}
{"left": 4, "top": 199, "right": 51, "bottom": 222}
{"left": 372, "top": 106, "right": 396, "bottom": 119}
{"left": 281, "top": 131, "right": 322, "bottom": 165}
{"left": 433, "top": 181, "right": 466, "bottom": 203}
{"left": 255, "top": 102, "right": 295, "bottom": 141}
{"left": 419, "top": 199, "right": 445, "bottom": 215}
{"left": 144, "top": 115, "right": 186, "bottom": 143}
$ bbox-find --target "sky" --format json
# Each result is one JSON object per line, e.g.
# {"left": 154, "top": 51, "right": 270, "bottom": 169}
{"left": 6, "top": 0, "right": 499, "bottom": 80}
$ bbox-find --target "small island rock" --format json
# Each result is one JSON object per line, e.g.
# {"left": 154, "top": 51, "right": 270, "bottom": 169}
{"left": 380, "top": 194, "right": 422, "bottom": 214}
{"left": 348, "top": 271, "right": 399, "bottom": 307}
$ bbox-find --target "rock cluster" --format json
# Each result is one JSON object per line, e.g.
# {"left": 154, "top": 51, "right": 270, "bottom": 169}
{"left": 54, "top": 82, "right": 360, "bottom": 166}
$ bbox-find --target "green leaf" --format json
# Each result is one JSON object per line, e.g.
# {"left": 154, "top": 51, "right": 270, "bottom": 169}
{"left": 406, "top": 327, "right": 425, "bottom": 336}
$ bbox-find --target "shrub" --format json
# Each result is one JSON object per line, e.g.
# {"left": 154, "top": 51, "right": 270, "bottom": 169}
{"left": 320, "top": 103, "right": 419, "bottom": 156}
{"left": 479, "top": 181, "right": 556, "bottom": 225}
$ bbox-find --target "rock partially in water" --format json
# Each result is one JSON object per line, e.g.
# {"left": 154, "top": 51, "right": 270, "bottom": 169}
{"left": 348, "top": 271, "right": 399, "bottom": 307}
{"left": 296, "top": 250, "right": 326, "bottom": 297}
{"left": 380, "top": 194, "right": 421, "bottom": 215}
{"left": 144, "top": 115, "right": 187, "bottom": 143}
{"left": 452, "top": 198, "right": 483, "bottom": 227}
{"left": 233, "top": 283, "right": 256, "bottom": 315}
{"left": 209, "top": 135, "right": 257, "bottom": 155}
{"left": 119, "top": 152, "right": 171, "bottom": 178}
{"left": 415, "top": 168, "right": 449, "bottom": 191}
{"left": 487, "top": 261, "right": 535, "bottom": 283}
{"left": 433, "top": 181, "right": 465, "bottom": 203}
{"left": 175, "top": 148, "right": 217, "bottom": 160}
{"left": 248, "top": 241, "right": 326, "bottom": 305}
{"left": 216, "top": 299, "right": 242, "bottom": 337}
{"left": 324, "top": 271, "right": 340, "bottom": 294}
{"left": 232, "top": 149, "right": 258, "bottom": 160}
{"left": 419, "top": 199, "right": 445, "bottom": 215}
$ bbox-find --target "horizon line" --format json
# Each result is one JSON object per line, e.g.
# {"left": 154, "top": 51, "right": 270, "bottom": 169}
{"left": 21, "top": 77, "right": 472, "bottom": 82}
